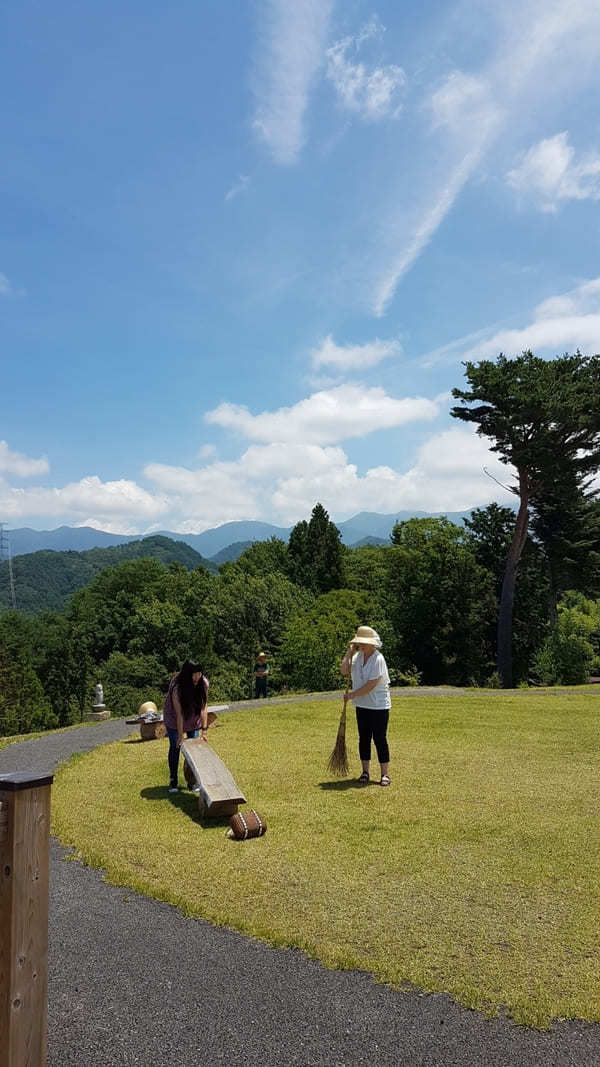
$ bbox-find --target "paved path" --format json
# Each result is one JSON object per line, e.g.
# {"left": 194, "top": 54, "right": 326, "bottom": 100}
{"left": 2, "top": 701, "right": 600, "bottom": 1067}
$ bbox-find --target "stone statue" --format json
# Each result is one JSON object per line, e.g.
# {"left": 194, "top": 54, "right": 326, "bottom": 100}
{"left": 93, "top": 683, "right": 104, "bottom": 707}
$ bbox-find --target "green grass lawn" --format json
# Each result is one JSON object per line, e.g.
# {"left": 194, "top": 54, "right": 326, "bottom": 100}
{"left": 51, "top": 691, "right": 600, "bottom": 1028}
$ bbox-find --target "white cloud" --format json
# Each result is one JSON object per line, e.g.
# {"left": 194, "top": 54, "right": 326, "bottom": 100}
{"left": 269, "top": 427, "right": 515, "bottom": 521}
{"left": 252, "top": 0, "right": 333, "bottom": 165}
{"left": 507, "top": 131, "right": 600, "bottom": 212}
{"left": 462, "top": 278, "right": 600, "bottom": 360}
{"left": 205, "top": 384, "right": 439, "bottom": 445}
{"left": 3, "top": 421, "right": 515, "bottom": 535}
{"left": 145, "top": 426, "right": 514, "bottom": 530}
{"left": 310, "top": 335, "right": 402, "bottom": 370}
{"left": 144, "top": 460, "right": 260, "bottom": 531}
{"left": 429, "top": 71, "right": 501, "bottom": 138}
{"left": 0, "top": 476, "right": 168, "bottom": 526}
{"left": 0, "top": 441, "right": 49, "bottom": 478}
{"left": 76, "top": 518, "right": 147, "bottom": 536}
{"left": 326, "top": 19, "right": 406, "bottom": 120}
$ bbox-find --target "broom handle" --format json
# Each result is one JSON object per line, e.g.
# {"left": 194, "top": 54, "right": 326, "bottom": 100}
{"left": 344, "top": 642, "right": 353, "bottom": 699}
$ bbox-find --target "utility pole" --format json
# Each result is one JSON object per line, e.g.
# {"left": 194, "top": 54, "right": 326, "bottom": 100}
{"left": 0, "top": 524, "right": 17, "bottom": 611}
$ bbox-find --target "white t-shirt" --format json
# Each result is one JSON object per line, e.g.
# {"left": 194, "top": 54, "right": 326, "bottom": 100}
{"left": 350, "top": 649, "right": 391, "bottom": 710}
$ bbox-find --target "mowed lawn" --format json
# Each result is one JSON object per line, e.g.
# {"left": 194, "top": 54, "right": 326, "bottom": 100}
{"left": 52, "top": 690, "right": 600, "bottom": 1028}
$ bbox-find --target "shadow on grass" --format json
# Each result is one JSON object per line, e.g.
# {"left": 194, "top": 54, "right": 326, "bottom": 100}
{"left": 318, "top": 778, "right": 369, "bottom": 791}
{"left": 139, "top": 786, "right": 231, "bottom": 829}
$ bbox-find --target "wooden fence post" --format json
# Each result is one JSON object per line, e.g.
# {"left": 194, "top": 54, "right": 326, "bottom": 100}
{"left": 0, "top": 771, "right": 54, "bottom": 1067}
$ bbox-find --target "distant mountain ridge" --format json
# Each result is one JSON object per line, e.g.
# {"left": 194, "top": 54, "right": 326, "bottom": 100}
{"left": 3, "top": 509, "right": 476, "bottom": 561}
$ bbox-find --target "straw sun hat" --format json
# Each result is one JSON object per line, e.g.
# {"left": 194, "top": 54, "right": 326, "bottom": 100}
{"left": 351, "top": 626, "right": 382, "bottom": 648}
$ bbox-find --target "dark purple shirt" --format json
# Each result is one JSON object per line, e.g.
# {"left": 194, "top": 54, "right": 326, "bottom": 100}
{"left": 163, "top": 675, "right": 208, "bottom": 733}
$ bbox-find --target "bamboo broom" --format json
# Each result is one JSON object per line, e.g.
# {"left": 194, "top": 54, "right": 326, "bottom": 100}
{"left": 327, "top": 654, "right": 351, "bottom": 777}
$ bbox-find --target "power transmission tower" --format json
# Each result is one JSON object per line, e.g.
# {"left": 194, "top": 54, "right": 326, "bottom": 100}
{"left": 0, "top": 523, "right": 17, "bottom": 610}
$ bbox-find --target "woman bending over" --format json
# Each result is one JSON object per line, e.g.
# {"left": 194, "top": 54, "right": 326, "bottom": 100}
{"left": 163, "top": 659, "right": 209, "bottom": 793}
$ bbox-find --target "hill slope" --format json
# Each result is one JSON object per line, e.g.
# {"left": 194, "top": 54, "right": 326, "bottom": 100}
{"left": 0, "top": 535, "right": 215, "bottom": 615}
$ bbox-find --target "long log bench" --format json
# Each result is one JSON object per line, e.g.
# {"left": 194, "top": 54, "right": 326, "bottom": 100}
{"left": 181, "top": 738, "right": 246, "bottom": 817}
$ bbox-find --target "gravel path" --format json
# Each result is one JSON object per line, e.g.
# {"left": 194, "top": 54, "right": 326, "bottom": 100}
{"left": 1, "top": 701, "right": 599, "bottom": 1067}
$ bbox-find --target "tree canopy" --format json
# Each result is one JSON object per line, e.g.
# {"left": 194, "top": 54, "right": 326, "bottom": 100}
{"left": 452, "top": 351, "right": 600, "bottom": 686}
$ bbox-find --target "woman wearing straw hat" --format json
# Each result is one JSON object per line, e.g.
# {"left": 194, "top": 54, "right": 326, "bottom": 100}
{"left": 340, "top": 626, "right": 391, "bottom": 786}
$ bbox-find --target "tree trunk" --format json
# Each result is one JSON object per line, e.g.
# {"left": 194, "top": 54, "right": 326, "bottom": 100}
{"left": 497, "top": 471, "right": 529, "bottom": 688}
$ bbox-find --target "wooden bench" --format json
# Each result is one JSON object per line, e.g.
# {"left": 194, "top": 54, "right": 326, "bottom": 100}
{"left": 181, "top": 738, "right": 246, "bottom": 817}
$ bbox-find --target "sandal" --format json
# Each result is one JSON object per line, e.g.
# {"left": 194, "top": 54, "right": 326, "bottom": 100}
{"left": 380, "top": 775, "right": 391, "bottom": 787}
{"left": 358, "top": 772, "right": 370, "bottom": 785}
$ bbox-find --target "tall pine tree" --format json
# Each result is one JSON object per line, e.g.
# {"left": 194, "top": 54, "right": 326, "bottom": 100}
{"left": 452, "top": 351, "right": 600, "bottom": 687}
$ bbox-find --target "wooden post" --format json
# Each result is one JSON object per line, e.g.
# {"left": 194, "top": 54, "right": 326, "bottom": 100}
{"left": 0, "top": 771, "right": 54, "bottom": 1067}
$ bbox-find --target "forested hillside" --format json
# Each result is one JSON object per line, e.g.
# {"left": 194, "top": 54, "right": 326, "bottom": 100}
{"left": 0, "top": 535, "right": 216, "bottom": 614}
{"left": 2, "top": 499, "right": 599, "bottom": 738}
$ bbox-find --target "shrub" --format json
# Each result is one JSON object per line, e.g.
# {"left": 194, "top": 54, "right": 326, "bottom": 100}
{"left": 532, "top": 593, "right": 598, "bottom": 686}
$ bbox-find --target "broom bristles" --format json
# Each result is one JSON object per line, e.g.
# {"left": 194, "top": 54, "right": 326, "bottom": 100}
{"left": 327, "top": 704, "right": 349, "bottom": 777}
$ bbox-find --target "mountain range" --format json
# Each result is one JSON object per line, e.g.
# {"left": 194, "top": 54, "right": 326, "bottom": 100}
{"left": 2, "top": 510, "right": 474, "bottom": 560}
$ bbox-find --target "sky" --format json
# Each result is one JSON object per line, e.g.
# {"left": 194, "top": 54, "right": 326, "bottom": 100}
{"left": 1, "top": 0, "right": 600, "bottom": 535}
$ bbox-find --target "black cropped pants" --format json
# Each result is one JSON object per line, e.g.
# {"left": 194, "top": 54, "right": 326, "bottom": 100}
{"left": 355, "top": 706, "right": 390, "bottom": 764}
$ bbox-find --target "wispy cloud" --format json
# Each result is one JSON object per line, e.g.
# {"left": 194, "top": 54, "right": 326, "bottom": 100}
{"left": 507, "top": 131, "right": 600, "bottom": 212}
{"left": 197, "top": 443, "right": 217, "bottom": 460}
{"left": 224, "top": 174, "right": 251, "bottom": 202}
{"left": 373, "top": 145, "right": 489, "bottom": 318}
{"left": 310, "top": 335, "right": 402, "bottom": 370}
{"left": 326, "top": 17, "right": 406, "bottom": 120}
{"left": 205, "top": 384, "right": 438, "bottom": 445}
{"left": 252, "top": 0, "right": 333, "bottom": 165}
{"left": 0, "top": 273, "right": 14, "bottom": 298}
{"left": 419, "top": 324, "right": 507, "bottom": 369}
{"left": 371, "top": 1, "right": 600, "bottom": 316}
{"left": 461, "top": 278, "right": 600, "bottom": 360}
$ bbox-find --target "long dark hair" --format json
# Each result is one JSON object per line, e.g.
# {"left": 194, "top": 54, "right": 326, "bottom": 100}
{"left": 176, "top": 659, "right": 207, "bottom": 714}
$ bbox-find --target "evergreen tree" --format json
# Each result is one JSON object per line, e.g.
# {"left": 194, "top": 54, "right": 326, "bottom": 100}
{"left": 452, "top": 351, "right": 600, "bottom": 686}
{"left": 288, "top": 503, "right": 344, "bottom": 592}
{"left": 464, "top": 503, "right": 549, "bottom": 682}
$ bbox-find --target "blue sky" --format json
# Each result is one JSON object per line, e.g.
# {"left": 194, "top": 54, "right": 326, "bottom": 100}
{"left": 2, "top": 0, "right": 600, "bottom": 534}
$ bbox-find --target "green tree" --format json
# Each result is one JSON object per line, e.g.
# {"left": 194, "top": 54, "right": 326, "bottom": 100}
{"left": 464, "top": 504, "right": 550, "bottom": 682}
{"left": 530, "top": 484, "right": 600, "bottom": 617}
{"left": 31, "top": 611, "right": 81, "bottom": 726}
{"left": 0, "top": 612, "right": 55, "bottom": 735}
{"left": 287, "top": 520, "right": 310, "bottom": 587}
{"left": 278, "top": 589, "right": 382, "bottom": 692}
{"left": 288, "top": 503, "right": 344, "bottom": 592}
{"left": 344, "top": 544, "right": 394, "bottom": 601}
{"left": 389, "top": 518, "right": 496, "bottom": 685}
{"left": 207, "top": 569, "right": 312, "bottom": 696}
{"left": 101, "top": 651, "right": 165, "bottom": 717}
{"left": 452, "top": 351, "right": 600, "bottom": 686}
{"left": 533, "top": 592, "right": 600, "bottom": 685}
{"left": 228, "top": 537, "right": 289, "bottom": 578}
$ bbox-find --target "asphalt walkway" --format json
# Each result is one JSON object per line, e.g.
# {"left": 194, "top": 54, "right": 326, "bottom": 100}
{"left": 1, "top": 698, "right": 599, "bottom": 1066}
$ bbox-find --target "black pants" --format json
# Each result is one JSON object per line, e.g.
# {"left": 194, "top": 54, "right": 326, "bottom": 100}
{"left": 167, "top": 728, "right": 198, "bottom": 787}
{"left": 355, "top": 706, "right": 390, "bottom": 764}
{"left": 255, "top": 676, "right": 267, "bottom": 698}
